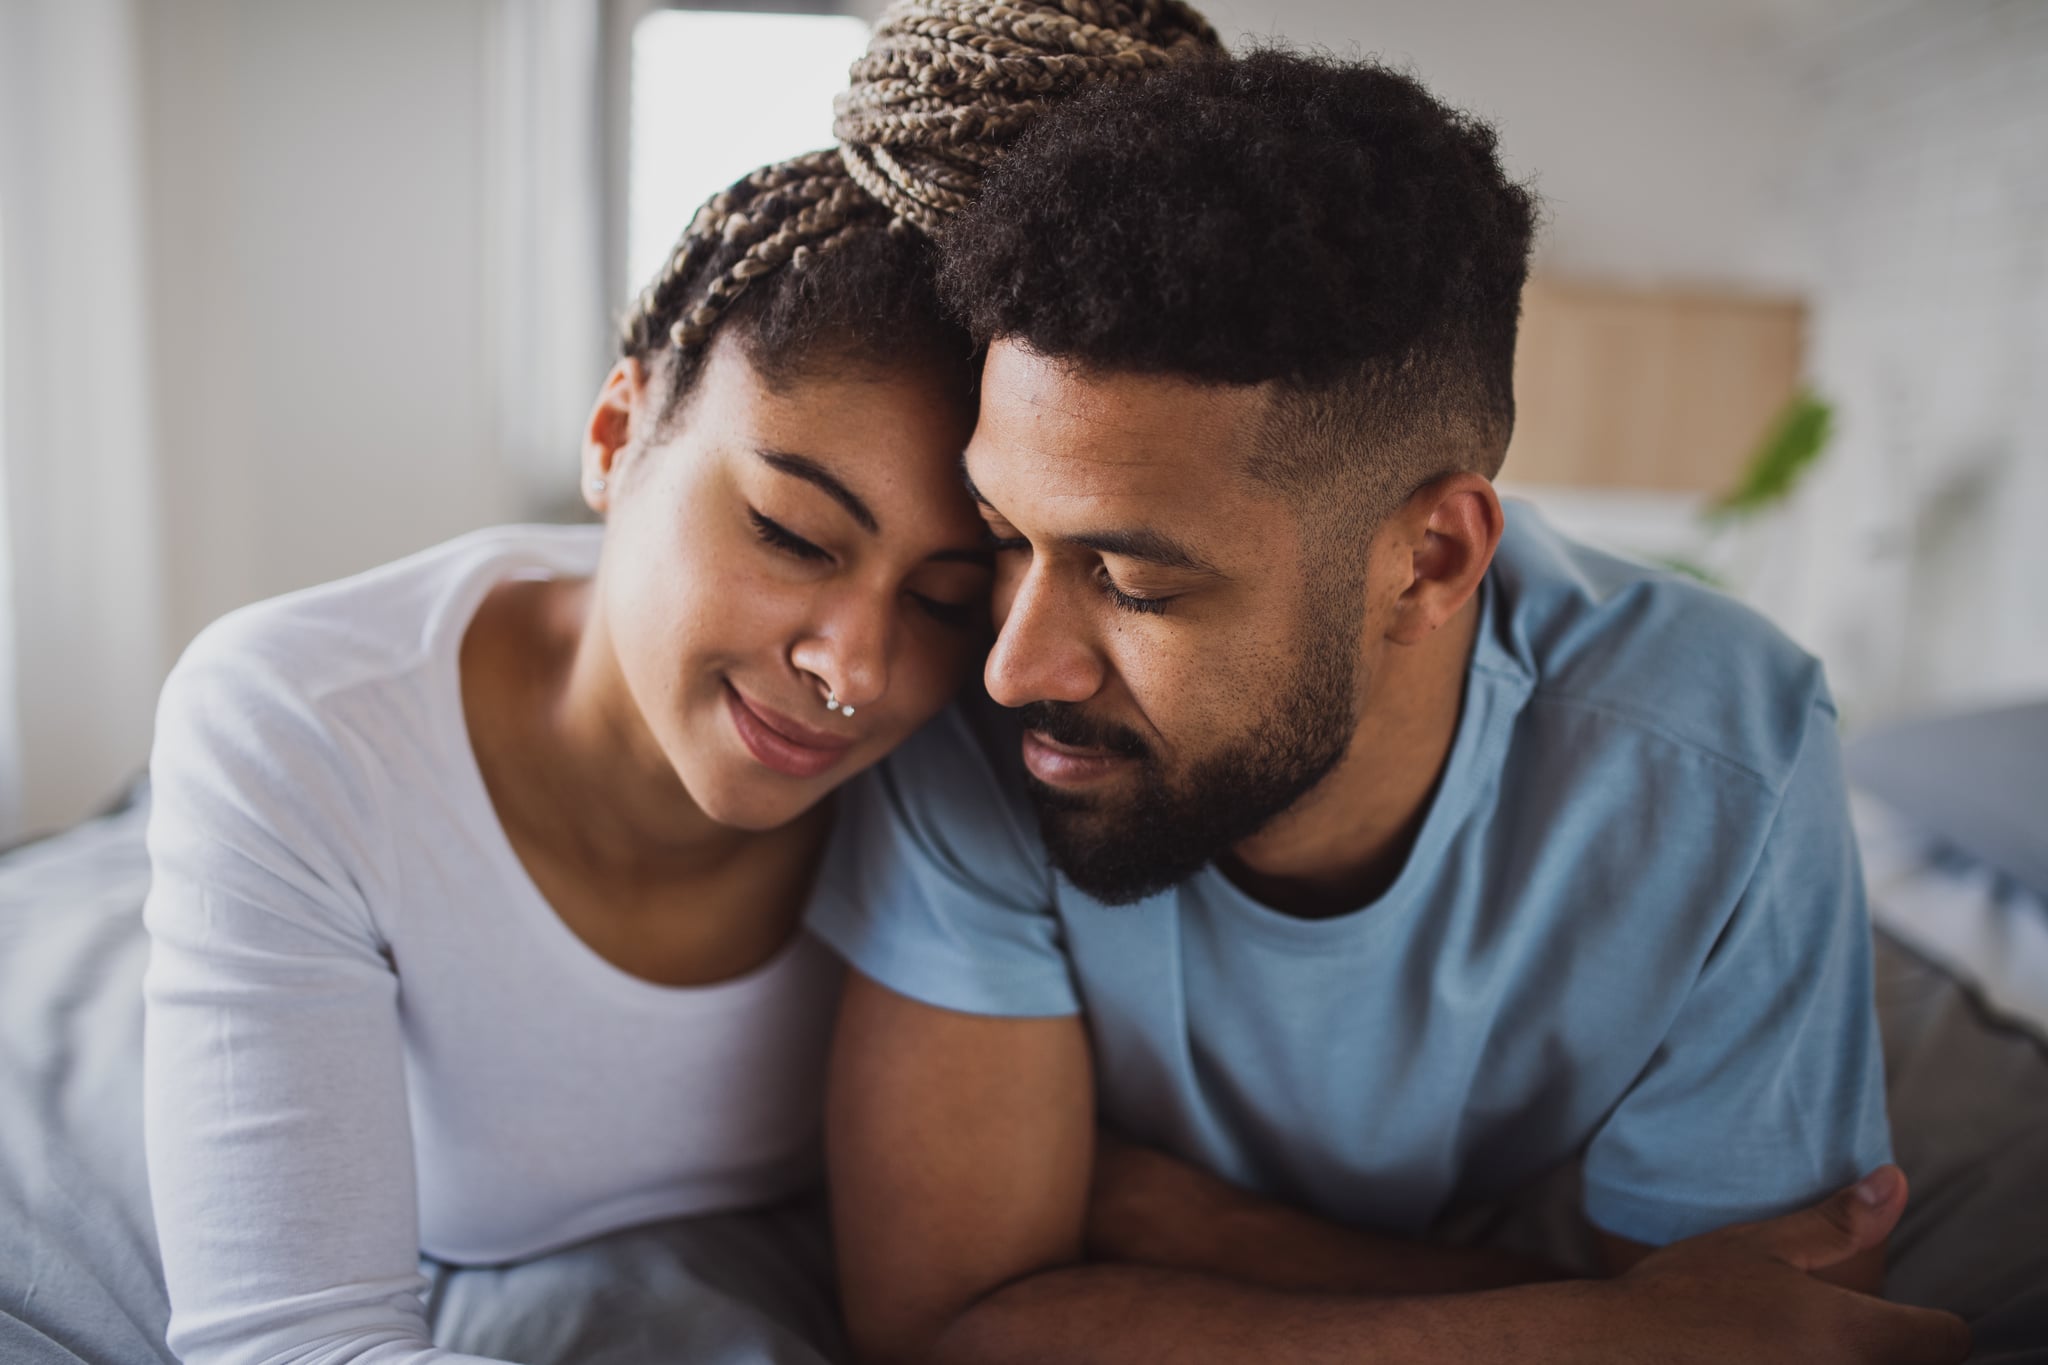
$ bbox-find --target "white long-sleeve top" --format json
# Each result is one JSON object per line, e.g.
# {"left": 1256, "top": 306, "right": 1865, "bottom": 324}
{"left": 141, "top": 525, "right": 843, "bottom": 1365}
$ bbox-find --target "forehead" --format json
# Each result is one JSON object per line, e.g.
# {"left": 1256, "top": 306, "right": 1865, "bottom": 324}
{"left": 679, "top": 333, "right": 977, "bottom": 512}
{"left": 965, "top": 342, "right": 1274, "bottom": 518}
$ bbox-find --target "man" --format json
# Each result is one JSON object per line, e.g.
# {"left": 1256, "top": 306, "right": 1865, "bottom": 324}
{"left": 810, "top": 50, "right": 1971, "bottom": 1364}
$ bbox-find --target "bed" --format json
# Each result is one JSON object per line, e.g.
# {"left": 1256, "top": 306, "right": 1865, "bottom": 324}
{"left": 0, "top": 788, "right": 844, "bottom": 1365}
{"left": 2, "top": 705, "right": 2044, "bottom": 1362}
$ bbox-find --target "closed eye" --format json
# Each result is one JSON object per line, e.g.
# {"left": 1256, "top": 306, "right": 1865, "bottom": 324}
{"left": 1099, "top": 572, "right": 1172, "bottom": 616}
{"left": 750, "top": 509, "right": 831, "bottom": 563}
{"left": 910, "top": 594, "right": 982, "bottom": 631}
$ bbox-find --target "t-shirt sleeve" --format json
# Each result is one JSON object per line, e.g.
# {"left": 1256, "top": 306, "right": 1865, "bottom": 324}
{"left": 143, "top": 632, "right": 508, "bottom": 1364}
{"left": 807, "top": 702, "right": 1079, "bottom": 1017}
{"left": 1580, "top": 699, "right": 1893, "bottom": 1246}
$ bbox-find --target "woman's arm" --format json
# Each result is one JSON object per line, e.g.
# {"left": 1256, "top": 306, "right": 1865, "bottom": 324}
{"left": 142, "top": 651, "right": 508, "bottom": 1365}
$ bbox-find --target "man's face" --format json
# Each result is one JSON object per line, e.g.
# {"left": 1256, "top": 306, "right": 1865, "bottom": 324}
{"left": 965, "top": 341, "right": 1366, "bottom": 903}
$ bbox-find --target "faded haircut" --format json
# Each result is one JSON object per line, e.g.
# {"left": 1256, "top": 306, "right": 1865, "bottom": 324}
{"left": 937, "top": 48, "right": 1539, "bottom": 540}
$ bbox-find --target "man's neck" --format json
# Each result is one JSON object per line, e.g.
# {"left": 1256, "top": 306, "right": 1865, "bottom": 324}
{"left": 1220, "top": 593, "right": 1482, "bottom": 919}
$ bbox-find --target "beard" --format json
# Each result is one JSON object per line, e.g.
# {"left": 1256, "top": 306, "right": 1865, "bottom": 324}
{"left": 1021, "top": 601, "right": 1362, "bottom": 906}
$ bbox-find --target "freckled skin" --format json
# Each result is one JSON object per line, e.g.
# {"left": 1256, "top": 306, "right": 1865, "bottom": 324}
{"left": 587, "top": 334, "right": 992, "bottom": 835}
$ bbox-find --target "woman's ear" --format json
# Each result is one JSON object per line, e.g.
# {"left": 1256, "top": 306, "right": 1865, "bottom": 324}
{"left": 581, "top": 358, "right": 650, "bottom": 514}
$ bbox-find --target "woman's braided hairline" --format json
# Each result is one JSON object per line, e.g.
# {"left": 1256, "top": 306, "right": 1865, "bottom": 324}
{"left": 617, "top": 0, "right": 1222, "bottom": 393}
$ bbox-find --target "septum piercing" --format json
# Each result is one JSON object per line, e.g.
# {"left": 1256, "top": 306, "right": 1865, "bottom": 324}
{"left": 824, "top": 691, "right": 856, "bottom": 718}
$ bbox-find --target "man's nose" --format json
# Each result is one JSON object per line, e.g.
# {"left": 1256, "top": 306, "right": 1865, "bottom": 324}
{"left": 985, "top": 563, "right": 1104, "bottom": 708}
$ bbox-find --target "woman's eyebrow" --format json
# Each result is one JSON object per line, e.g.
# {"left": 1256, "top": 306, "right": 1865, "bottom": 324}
{"left": 758, "top": 449, "right": 878, "bottom": 534}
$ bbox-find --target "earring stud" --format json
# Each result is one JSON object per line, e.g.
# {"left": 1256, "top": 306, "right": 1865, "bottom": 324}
{"left": 588, "top": 477, "right": 606, "bottom": 493}
{"left": 824, "top": 691, "right": 855, "bottom": 718}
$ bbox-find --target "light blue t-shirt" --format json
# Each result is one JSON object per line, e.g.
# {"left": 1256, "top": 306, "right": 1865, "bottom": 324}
{"left": 809, "top": 504, "right": 1891, "bottom": 1247}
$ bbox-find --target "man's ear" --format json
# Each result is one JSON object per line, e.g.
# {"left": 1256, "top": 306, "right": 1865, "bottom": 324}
{"left": 1381, "top": 473, "right": 1504, "bottom": 647}
{"left": 581, "top": 358, "right": 650, "bottom": 514}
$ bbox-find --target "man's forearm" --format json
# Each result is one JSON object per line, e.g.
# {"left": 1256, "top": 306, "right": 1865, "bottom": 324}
{"left": 929, "top": 1262, "right": 1603, "bottom": 1365}
{"left": 1087, "top": 1139, "right": 1565, "bottom": 1295}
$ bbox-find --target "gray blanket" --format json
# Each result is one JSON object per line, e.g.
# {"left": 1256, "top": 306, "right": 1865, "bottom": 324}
{"left": 0, "top": 794, "right": 841, "bottom": 1365}
{"left": 2, "top": 793, "right": 2043, "bottom": 1363}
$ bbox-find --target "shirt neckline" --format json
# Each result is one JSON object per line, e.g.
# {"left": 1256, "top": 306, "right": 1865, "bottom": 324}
{"left": 1185, "top": 571, "right": 1536, "bottom": 949}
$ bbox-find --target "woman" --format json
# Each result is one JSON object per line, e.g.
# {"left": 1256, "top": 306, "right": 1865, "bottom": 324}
{"left": 138, "top": 3, "right": 1221, "bottom": 1363}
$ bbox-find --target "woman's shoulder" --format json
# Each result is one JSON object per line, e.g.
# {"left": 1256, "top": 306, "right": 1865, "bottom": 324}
{"left": 166, "top": 524, "right": 597, "bottom": 737}
{"left": 153, "top": 525, "right": 597, "bottom": 848}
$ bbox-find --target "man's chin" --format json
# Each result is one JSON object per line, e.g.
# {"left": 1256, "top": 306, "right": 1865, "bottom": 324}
{"left": 1030, "top": 788, "right": 1216, "bottom": 907}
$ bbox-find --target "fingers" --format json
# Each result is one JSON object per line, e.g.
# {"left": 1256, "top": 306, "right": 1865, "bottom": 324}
{"left": 1857, "top": 1300, "right": 1972, "bottom": 1365}
{"left": 1744, "top": 1165, "right": 1910, "bottom": 1271}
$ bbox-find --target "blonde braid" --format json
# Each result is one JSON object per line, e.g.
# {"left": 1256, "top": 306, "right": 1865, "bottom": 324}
{"left": 836, "top": 0, "right": 1220, "bottom": 233}
{"left": 619, "top": 0, "right": 1222, "bottom": 365}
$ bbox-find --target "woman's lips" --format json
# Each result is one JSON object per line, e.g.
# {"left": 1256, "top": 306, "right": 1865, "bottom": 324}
{"left": 725, "top": 682, "right": 854, "bottom": 780}
{"left": 1021, "top": 729, "right": 1134, "bottom": 788}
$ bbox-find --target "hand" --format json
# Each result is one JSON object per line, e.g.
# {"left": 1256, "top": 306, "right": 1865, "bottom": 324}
{"left": 1598, "top": 1165, "right": 1970, "bottom": 1365}
{"left": 1086, "top": 1134, "right": 1243, "bottom": 1267}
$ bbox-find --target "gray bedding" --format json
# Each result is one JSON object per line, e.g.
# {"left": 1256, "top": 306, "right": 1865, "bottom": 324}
{"left": 0, "top": 792, "right": 842, "bottom": 1365}
{"left": 2, "top": 789, "right": 2044, "bottom": 1363}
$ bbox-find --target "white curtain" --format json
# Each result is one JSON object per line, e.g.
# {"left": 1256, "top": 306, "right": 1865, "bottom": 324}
{"left": 0, "top": 0, "right": 168, "bottom": 835}
{"left": 484, "top": 0, "right": 610, "bottom": 520}
{"left": 0, "top": 195, "right": 18, "bottom": 842}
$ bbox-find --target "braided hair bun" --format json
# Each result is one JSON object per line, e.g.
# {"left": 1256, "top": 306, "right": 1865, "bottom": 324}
{"left": 618, "top": 0, "right": 1221, "bottom": 403}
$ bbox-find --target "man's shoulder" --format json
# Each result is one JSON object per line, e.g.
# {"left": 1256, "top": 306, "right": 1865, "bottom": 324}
{"left": 872, "top": 689, "right": 1043, "bottom": 853}
{"left": 1491, "top": 503, "right": 1829, "bottom": 796}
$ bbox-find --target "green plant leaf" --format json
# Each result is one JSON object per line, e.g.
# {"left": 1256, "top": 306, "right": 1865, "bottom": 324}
{"left": 1647, "top": 555, "right": 1727, "bottom": 589}
{"left": 1708, "top": 389, "right": 1833, "bottom": 522}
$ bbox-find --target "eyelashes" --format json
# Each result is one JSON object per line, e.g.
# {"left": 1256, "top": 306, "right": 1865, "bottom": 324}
{"left": 750, "top": 507, "right": 981, "bottom": 631}
{"left": 749, "top": 509, "right": 831, "bottom": 562}
{"left": 911, "top": 596, "right": 981, "bottom": 630}
{"left": 1100, "top": 577, "right": 1170, "bottom": 615}
{"left": 989, "top": 533, "right": 1173, "bottom": 617}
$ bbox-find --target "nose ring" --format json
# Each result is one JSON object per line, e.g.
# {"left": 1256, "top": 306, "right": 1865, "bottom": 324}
{"left": 824, "top": 691, "right": 855, "bottom": 718}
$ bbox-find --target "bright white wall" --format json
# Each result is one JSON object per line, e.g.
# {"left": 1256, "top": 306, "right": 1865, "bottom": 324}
{"left": 1200, "top": 0, "right": 1835, "bottom": 291}
{"left": 140, "top": 0, "right": 528, "bottom": 664}
{"left": 1, "top": 0, "right": 593, "bottom": 833}
{"left": 1787, "top": 1, "right": 2048, "bottom": 722}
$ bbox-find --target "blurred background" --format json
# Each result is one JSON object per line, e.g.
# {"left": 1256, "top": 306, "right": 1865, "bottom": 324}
{"left": 0, "top": 0, "right": 2042, "bottom": 837}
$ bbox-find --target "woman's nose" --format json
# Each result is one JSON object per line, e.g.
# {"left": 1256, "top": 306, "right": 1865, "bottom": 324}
{"left": 790, "top": 584, "right": 893, "bottom": 712}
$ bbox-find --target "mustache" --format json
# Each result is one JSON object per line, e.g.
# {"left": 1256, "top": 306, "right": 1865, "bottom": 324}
{"left": 1016, "top": 701, "right": 1151, "bottom": 760}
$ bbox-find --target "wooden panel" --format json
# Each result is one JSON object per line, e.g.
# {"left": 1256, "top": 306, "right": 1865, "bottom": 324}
{"left": 1503, "top": 277, "right": 1806, "bottom": 494}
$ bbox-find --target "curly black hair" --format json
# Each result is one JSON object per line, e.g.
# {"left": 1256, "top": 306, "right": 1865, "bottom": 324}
{"left": 936, "top": 48, "right": 1539, "bottom": 524}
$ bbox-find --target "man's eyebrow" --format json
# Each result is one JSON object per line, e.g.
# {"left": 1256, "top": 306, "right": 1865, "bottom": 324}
{"left": 758, "top": 449, "right": 877, "bottom": 534}
{"left": 1070, "top": 528, "right": 1223, "bottom": 577}
{"left": 961, "top": 455, "right": 1217, "bottom": 575}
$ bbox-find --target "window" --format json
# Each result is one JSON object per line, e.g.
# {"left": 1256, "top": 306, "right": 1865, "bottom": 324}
{"left": 624, "top": 6, "right": 871, "bottom": 299}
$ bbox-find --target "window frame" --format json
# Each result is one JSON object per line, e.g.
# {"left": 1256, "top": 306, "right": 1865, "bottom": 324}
{"left": 598, "top": 0, "right": 880, "bottom": 316}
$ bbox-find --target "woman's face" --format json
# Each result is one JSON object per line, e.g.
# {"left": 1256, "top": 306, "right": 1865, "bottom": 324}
{"left": 585, "top": 333, "right": 989, "bottom": 832}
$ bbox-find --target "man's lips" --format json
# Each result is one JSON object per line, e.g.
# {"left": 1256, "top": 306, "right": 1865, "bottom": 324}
{"left": 725, "top": 682, "right": 854, "bottom": 780}
{"left": 1021, "top": 729, "right": 1135, "bottom": 788}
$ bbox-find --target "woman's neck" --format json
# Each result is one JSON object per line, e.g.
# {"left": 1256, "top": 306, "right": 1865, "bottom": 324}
{"left": 464, "top": 574, "right": 769, "bottom": 887}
